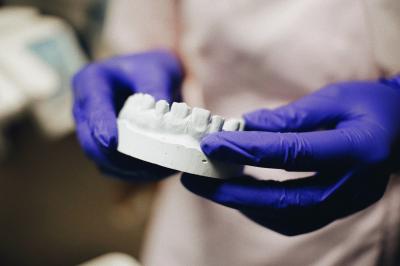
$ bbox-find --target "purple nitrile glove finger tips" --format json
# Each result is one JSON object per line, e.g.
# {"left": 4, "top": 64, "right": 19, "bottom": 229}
{"left": 92, "top": 125, "right": 117, "bottom": 150}
{"left": 89, "top": 107, "right": 118, "bottom": 149}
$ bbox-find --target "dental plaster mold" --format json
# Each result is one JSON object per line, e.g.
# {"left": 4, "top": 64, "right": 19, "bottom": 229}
{"left": 117, "top": 93, "right": 245, "bottom": 178}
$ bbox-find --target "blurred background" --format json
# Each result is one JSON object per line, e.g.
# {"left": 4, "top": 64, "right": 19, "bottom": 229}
{"left": 0, "top": 1, "right": 153, "bottom": 265}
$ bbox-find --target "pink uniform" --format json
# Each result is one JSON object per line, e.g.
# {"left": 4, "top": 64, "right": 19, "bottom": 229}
{"left": 101, "top": 1, "right": 400, "bottom": 265}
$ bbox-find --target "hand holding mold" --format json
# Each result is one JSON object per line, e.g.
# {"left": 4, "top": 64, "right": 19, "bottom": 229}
{"left": 72, "top": 50, "right": 183, "bottom": 180}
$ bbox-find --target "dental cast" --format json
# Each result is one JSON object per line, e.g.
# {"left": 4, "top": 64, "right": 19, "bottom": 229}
{"left": 117, "top": 93, "right": 244, "bottom": 178}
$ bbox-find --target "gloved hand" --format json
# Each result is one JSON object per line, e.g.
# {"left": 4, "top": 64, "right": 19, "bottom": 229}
{"left": 73, "top": 50, "right": 184, "bottom": 180}
{"left": 182, "top": 77, "right": 400, "bottom": 235}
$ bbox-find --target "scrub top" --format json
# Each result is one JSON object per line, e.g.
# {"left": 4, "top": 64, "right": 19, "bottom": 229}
{"left": 101, "top": 1, "right": 400, "bottom": 265}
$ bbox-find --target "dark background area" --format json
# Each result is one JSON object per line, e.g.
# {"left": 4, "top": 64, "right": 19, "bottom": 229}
{"left": 0, "top": 120, "right": 155, "bottom": 265}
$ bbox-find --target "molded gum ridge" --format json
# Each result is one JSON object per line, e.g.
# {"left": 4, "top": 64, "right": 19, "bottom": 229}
{"left": 119, "top": 93, "right": 244, "bottom": 141}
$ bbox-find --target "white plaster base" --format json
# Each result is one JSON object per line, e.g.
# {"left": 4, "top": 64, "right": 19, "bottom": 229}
{"left": 117, "top": 120, "right": 243, "bottom": 178}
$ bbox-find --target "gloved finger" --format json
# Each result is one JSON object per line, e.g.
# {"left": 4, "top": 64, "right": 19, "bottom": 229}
{"left": 181, "top": 170, "right": 388, "bottom": 235}
{"left": 73, "top": 65, "right": 119, "bottom": 149}
{"left": 244, "top": 85, "right": 346, "bottom": 132}
{"left": 181, "top": 173, "right": 330, "bottom": 210}
{"left": 201, "top": 128, "right": 372, "bottom": 171}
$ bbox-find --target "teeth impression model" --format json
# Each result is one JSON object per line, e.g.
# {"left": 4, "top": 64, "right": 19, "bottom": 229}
{"left": 117, "top": 93, "right": 244, "bottom": 178}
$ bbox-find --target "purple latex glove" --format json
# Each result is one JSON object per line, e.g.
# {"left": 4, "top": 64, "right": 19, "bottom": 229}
{"left": 182, "top": 77, "right": 400, "bottom": 235}
{"left": 73, "top": 50, "right": 184, "bottom": 180}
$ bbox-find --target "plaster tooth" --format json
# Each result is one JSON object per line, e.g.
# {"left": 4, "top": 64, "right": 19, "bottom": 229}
{"left": 118, "top": 95, "right": 136, "bottom": 120}
{"left": 188, "top": 108, "right": 211, "bottom": 139}
{"left": 131, "top": 93, "right": 144, "bottom": 108}
{"left": 223, "top": 119, "right": 241, "bottom": 131}
{"left": 140, "top": 94, "right": 155, "bottom": 110}
{"left": 170, "top": 102, "right": 190, "bottom": 118}
{"left": 208, "top": 115, "right": 224, "bottom": 133}
{"left": 155, "top": 100, "right": 169, "bottom": 115}
{"left": 190, "top": 108, "right": 211, "bottom": 130}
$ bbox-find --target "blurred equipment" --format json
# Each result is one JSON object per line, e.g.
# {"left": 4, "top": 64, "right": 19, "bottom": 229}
{"left": 0, "top": 72, "right": 26, "bottom": 123}
{"left": 0, "top": 6, "right": 86, "bottom": 155}
{"left": 80, "top": 253, "right": 141, "bottom": 266}
{"left": 3, "top": 0, "right": 108, "bottom": 56}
